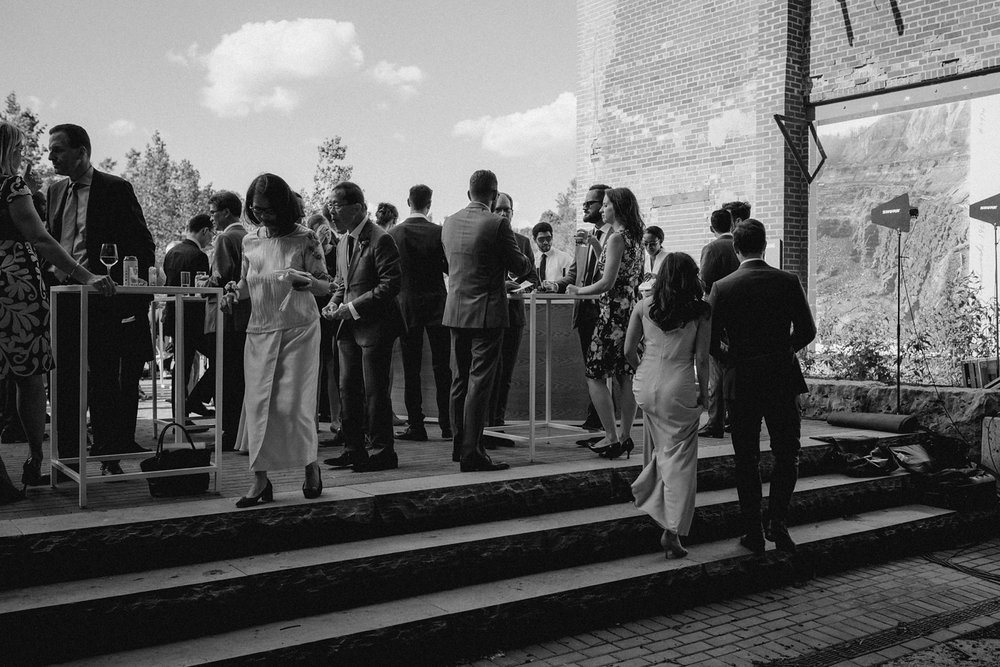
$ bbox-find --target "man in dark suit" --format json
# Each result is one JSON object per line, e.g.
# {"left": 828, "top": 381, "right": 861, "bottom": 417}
{"left": 46, "top": 124, "right": 156, "bottom": 472}
{"left": 442, "top": 170, "right": 531, "bottom": 472}
{"left": 708, "top": 219, "right": 816, "bottom": 554}
{"left": 163, "top": 213, "right": 215, "bottom": 420}
{"left": 552, "top": 183, "right": 612, "bottom": 432}
{"left": 322, "top": 181, "right": 403, "bottom": 473}
{"left": 698, "top": 208, "right": 740, "bottom": 439}
{"left": 485, "top": 193, "right": 537, "bottom": 437}
{"left": 207, "top": 191, "right": 248, "bottom": 450}
{"left": 389, "top": 184, "right": 452, "bottom": 442}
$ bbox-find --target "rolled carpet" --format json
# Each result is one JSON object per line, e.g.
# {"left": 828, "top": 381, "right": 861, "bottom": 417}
{"left": 826, "top": 411, "right": 919, "bottom": 434}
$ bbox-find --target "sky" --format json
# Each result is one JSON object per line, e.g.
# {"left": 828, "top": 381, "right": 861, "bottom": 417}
{"left": 3, "top": 0, "right": 577, "bottom": 232}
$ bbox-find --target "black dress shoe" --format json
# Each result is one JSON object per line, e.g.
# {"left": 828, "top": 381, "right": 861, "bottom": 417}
{"left": 578, "top": 419, "right": 602, "bottom": 431}
{"left": 396, "top": 426, "right": 428, "bottom": 442}
{"left": 765, "top": 521, "right": 797, "bottom": 553}
{"left": 101, "top": 462, "right": 126, "bottom": 477}
{"left": 460, "top": 456, "right": 510, "bottom": 472}
{"left": 440, "top": 427, "right": 453, "bottom": 440}
{"left": 353, "top": 453, "right": 399, "bottom": 473}
{"left": 325, "top": 452, "right": 364, "bottom": 468}
{"left": 117, "top": 441, "right": 150, "bottom": 454}
{"left": 697, "top": 426, "right": 724, "bottom": 438}
{"left": 186, "top": 402, "right": 215, "bottom": 418}
{"left": 739, "top": 532, "right": 766, "bottom": 554}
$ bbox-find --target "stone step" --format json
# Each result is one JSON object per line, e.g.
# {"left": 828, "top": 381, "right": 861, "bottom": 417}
{"left": 0, "top": 473, "right": 920, "bottom": 665}
{"left": 53, "top": 504, "right": 998, "bottom": 667}
{"left": 0, "top": 430, "right": 914, "bottom": 591}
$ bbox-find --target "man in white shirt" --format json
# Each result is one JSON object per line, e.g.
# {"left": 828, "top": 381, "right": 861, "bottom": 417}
{"left": 531, "top": 221, "right": 573, "bottom": 283}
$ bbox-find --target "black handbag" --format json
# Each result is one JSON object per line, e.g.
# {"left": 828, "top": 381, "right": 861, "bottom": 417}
{"left": 140, "top": 422, "right": 212, "bottom": 497}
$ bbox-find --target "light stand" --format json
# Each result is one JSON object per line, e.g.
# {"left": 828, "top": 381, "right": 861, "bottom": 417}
{"left": 872, "top": 194, "right": 913, "bottom": 414}
{"left": 970, "top": 193, "right": 1000, "bottom": 386}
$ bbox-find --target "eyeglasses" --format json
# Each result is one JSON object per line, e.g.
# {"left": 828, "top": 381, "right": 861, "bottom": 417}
{"left": 329, "top": 202, "right": 356, "bottom": 211}
{"left": 583, "top": 200, "right": 602, "bottom": 207}
{"left": 535, "top": 235, "right": 553, "bottom": 242}
{"left": 250, "top": 206, "right": 275, "bottom": 216}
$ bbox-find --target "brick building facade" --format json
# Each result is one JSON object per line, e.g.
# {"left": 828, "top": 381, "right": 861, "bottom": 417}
{"left": 577, "top": 0, "right": 1000, "bottom": 289}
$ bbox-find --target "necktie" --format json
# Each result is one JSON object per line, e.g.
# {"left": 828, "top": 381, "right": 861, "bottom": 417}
{"left": 595, "top": 228, "right": 603, "bottom": 242}
{"left": 539, "top": 253, "right": 547, "bottom": 282}
{"left": 61, "top": 182, "right": 82, "bottom": 253}
{"left": 347, "top": 235, "right": 356, "bottom": 264}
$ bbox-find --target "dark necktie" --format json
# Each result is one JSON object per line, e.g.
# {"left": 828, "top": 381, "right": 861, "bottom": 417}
{"left": 347, "top": 235, "right": 356, "bottom": 263}
{"left": 539, "top": 253, "right": 547, "bottom": 282}
{"left": 595, "top": 228, "right": 603, "bottom": 242}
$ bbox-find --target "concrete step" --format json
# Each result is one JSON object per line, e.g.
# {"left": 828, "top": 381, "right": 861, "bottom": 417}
{"left": 0, "top": 431, "right": 918, "bottom": 591}
{"left": 0, "top": 473, "right": 924, "bottom": 665}
{"left": 54, "top": 504, "right": 998, "bottom": 667}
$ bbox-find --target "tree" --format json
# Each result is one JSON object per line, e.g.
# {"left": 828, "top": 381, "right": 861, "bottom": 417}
{"left": 121, "top": 131, "right": 213, "bottom": 252}
{"left": 1, "top": 92, "right": 54, "bottom": 186}
{"left": 307, "top": 136, "right": 353, "bottom": 213}
{"left": 547, "top": 178, "right": 578, "bottom": 252}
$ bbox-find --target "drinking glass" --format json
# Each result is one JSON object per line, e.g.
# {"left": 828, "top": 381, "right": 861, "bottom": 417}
{"left": 99, "top": 243, "right": 119, "bottom": 280}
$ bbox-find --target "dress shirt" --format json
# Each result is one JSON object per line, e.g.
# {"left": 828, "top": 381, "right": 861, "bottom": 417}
{"left": 61, "top": 166, "right": 94, "bottom": 266}
{"left": 536, "top": 247, "right": 573, "bottom": 281}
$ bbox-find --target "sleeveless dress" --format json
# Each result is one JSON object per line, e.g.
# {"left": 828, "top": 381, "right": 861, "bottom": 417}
{"left": 0, "top": 175, "right": 53, "bottom": 378}
{"left": 630, "top": 298, "right": 707, "bottom": 536}
{"left": 584, "top": 231, "right": 642, "bottom": 379}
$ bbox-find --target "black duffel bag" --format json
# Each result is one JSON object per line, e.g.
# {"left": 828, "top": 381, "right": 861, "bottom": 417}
{"left": 140, "top": 421, "right": 212, "bottom": 497}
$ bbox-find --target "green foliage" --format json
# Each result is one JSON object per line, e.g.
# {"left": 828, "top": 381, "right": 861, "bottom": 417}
{"left": 1, "top": 92, "right": 54, "bottom": 186}
{"left": 815, "top": 310, "right": 896, "bottom": 383}
{"left": 545, "top": 178, "right": 577, "bottom": 253}
{"left": 307, "top": 136, "right": 353, "bottom": 214}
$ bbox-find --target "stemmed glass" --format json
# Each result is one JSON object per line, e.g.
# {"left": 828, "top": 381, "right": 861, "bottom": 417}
{"left": 99, "top": 243, "right": 119, "bottom": 283}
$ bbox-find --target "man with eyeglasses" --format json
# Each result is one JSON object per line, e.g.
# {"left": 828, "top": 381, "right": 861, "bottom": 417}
{"left": 554, "top": 183, "right": 613, "bottom": 432}
{"left": 206, "top": 191, "right": 248, "bottom": 450}
{"left": 531, "top": 221, "right": 572, "bottom": 284}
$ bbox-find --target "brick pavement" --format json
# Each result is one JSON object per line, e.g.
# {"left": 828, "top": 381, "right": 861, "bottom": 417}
{"left": 453, "top": 538, "right": 1000, "bottom": 667}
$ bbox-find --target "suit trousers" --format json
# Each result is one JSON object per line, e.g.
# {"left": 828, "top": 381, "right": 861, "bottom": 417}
{"left": 399, "top": 322, "right": 451, "bottom": 428}
{"left": 729, "top": 388, "right": 801, "bottom": 532}
{"left": 450, "top": 327, "right": 503, "bottom": 463}
{"left": 220, "top": 330, "right": 246, "bottom": 448}
{"left": 338, "top": 323, "right": 395, "bottom": 460}
{"left": 54, "top": 292, "right": 151, "bottom": 457}
{"left": 488, "top": 325, "right": 523, "bottom": 425}
{"left": 172, "top": 331, "right": 216, "bottom": 411}
{"left": 703, "top": 355, "right": 726, "bottom": 431}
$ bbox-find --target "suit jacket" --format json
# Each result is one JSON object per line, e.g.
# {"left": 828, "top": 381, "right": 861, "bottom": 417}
{"left": 331, "top": 219, "right": 403, "bottom": 346}
{"left": 388, "top": 215, "right": 448, "bottom": 331}
{"left": 210, "top": 222, "right": 250, "bottom": 332}
{"left": 506, "top": 232, "right": 538, "bottom": 329}
{"left": 162, "top": 239, "right": 208, "bottom": 335}
{"left": 708, "top": 259, "right": 816, "bottom": 397}
{"left": 46, "top": 169, "right": 156, "bottom": 322}
{"left": 441, "top": 202, "right": 531, "bottom": 330}
{"left": 700, "top": 234, "right": 739, "bottom": 295}
{"left": 555, "top": 225, "right": 607, "bottom": 328}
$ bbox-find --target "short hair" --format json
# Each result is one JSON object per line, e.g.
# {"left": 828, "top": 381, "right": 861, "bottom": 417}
{"left": 209, "top": 190, "right": 242, "bottom": 218}
{"left": 49, "top": 124, "right": 92, "bottom": 156}
{"left": 375, "top": 202, "right": 399, "bottom": 229}
{"left": 332, "top": 181, "right": 366, "bottom": 207}
{"left": 732, "top": 219, "right": 767, "bottom": 255}
{"left": 532, "top": 221, "right": 553, "bottom": 239}
{"left": 244, "top": 173, "right": 300, "bottom": 228}
{"left": 187, "top": 213, "right": 213, "bottom": 234}
{"left": 587, "top": 183, "right": 611, "bottom": 196}
{"left": 710, "top": 208, "right": 734, "bottom": 233}
{"left": 469, "top": 170, "right": 498, "bottom": 200}
{"left": 722, "top": 200, "right": 751, "bottom": 222}
{"left": 409, "top": 184, "right": 432, "bottom": 211}
{"left": 497, "top": 192, "right": 513, "bottom": 210}
{"left": 0, "top": 121, "right": 24, "bottom": 176}
{"left": 644, "top": 225, "right": 664, "bottom": 243}
{"left": 604, "top": 187, "right": 645, "bottom": 242}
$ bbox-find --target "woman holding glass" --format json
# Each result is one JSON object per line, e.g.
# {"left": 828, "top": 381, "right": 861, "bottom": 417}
{"left": 0, "top": 122, "right": 114, "bottom": 500}
{"left": 566, "top": 187, "right": 644, "bottom": 460}
{"left": 221, "top": 173, "right": 333, "bottom": 507}
{"left": 625, "top": 253, "right": 710, "bottom": 558}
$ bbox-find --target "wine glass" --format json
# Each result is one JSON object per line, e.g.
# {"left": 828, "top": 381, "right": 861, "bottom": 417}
{"left": 99, "top": 243, "right": 119, "bottom": 282}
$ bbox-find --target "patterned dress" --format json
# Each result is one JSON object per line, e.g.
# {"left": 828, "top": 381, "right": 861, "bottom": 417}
{"left": 584, "top": 230, "right": 643, "bottom": 379}
{"left": 0, "top": 175, "right": 53, "bottom": 378}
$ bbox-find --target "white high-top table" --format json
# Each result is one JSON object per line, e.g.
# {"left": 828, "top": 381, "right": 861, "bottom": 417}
{"left": 482, "top": 291, "right": 602, "bottom": 461}
{"left": 49, "top": 285, "right": 224, "bottom": 508}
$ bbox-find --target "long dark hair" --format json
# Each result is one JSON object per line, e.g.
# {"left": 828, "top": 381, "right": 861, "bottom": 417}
{"left": 648, "top": 252, "right": 710, "bottom": 332}
{"left": 244, "top": 173, "right": 299, "bottom": 229}
{"left": 605, "top": 187, "right": 644, "bottom": 242}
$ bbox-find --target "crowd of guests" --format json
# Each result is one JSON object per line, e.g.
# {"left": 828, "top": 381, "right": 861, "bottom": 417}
{"left": 0, "top": 120, "right": 817, "bottom": 559}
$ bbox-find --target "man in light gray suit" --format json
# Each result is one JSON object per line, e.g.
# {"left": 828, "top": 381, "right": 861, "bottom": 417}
{"left": 442, "top": 170, "right": 531, "bottom": 472}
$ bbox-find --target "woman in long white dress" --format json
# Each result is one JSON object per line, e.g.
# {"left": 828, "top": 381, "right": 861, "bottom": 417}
{"left": 625, "top": 252, "right": 710, "bottom": 558}
{"left": 222, "top": 173, "right": 333, "bottom": 507}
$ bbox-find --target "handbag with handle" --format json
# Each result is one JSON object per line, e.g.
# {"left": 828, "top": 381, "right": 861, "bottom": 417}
{"left": 140, "top": 421, "right": 212, "bottom": 497}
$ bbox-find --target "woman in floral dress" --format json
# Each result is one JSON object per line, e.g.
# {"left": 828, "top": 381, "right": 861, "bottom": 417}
{"left": 567, "top": 187, "right": 644, "bottom": 460}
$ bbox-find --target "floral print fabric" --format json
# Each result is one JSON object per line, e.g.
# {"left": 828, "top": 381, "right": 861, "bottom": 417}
{"left": 585, "top": 230, "right": 643, "bottom": 379}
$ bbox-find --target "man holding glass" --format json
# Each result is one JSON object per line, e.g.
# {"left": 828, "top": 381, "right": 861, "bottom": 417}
{"left": 46, "top": 124, "right": 156, "bottom": 473}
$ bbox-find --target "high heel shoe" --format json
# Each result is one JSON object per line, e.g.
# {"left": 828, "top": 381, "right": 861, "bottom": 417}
{"left": 603, "top": 437, "right": 634, "bottom": 460}
{"left": 661, "top": 530, "right": 688, "bottom": 559}
{"left": 303, "top": 465, "right": 323, "bottom": 499}
{"left": 22, "top": 457, "right": 44, "bottom": 487}
{"left": 235, "top": 480, "right": 274, "bottom": 508}
{"left": 588, "top": 439, "right": 614, "bottom": 455}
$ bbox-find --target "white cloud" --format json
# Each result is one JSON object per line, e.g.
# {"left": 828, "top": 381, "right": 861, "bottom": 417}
{"left": 108, "top": 119, "right": 136, "bottom": 136}
{"left": 370, "top": 60, "right": 425, "bottom": 98}
{"left": 166, "top": 43, "right": 200, "bottom": 66}
{"left": 198, "top": 19, "right": 364, "bottom": 117}
{"left": 453, "top": 92, "right": 576, "bottom": 158}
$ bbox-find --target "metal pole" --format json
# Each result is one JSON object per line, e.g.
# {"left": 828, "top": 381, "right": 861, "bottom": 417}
{"left": 896, "top": 229, "right": 901, "bottom": 414}
{"left": 994, "top": 224, "right": 999, "bottom": 369}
